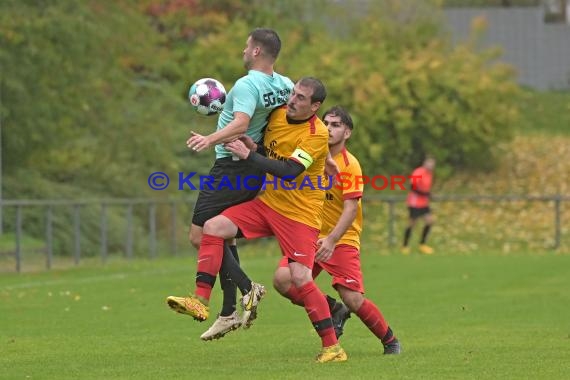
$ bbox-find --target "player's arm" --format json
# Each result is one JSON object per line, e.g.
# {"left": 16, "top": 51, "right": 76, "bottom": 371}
{"left": 187, "top": 112, "right": 250, "bottom": 152}
{"left": 411, "top": 188, "right": 430, "bottom": 197}
{"left": 315, "top": 198, "right": 358, "bottom": 262}
{"left": 224, "top": 140, "right": 305, "bottom": 180}
{"left": 324, "top": 198, "right": 358, "bottom": 244}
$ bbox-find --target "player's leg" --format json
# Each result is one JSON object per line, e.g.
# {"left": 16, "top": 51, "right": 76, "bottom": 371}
{"left": 419, "top": 208, "right": 434, "bottom": 255}
{"left": 268, "top": 213, "right": 346, "bottom": 362}
{"left": 288, "top": 261, "right": 347, "bottom": 362}
{"left": 166, "top": 214, "right": 239, "bottom": 321}
{"left": 220, "top": 199, "right": 275, "bottom": 328}
{"left": 273, "top": 260, "right": 350, "bottom": 339}
{"left": 198, "top": 239, "right": 244, "bottom": 341}
{"left": 401, "top": 208, "right": 417, "bottom": 254}
{"left": 337, "top": 286, "right": 401, "bottom": 354}
{"left": 326, "top": 244, "right": 400, "bottom": 354}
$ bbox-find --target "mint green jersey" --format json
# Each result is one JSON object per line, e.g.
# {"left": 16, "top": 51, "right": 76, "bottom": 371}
{"left": 214, "top": 70, "right": 293, "bottom": 159}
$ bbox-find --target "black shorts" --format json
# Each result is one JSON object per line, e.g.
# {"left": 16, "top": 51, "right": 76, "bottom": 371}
{"left": 191, "top": 157, "right": 265, "bottom": 227}
{"left": 408, "top": 206, "right": 431, "bottom": 219}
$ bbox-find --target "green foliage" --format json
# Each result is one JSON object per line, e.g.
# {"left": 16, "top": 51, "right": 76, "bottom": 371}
{"left": 0, "top": 0, "right": 205, "bottom": 199}
{"left": 0, "top": 0, "right": 530, "bottom": 253}
{"left": 281, "top": 1, "right": 521, "bottom": 176}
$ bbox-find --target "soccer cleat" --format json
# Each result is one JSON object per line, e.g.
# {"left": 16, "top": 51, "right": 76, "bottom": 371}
{"left": 315, "top": 343, "right": 348, "bottom": 363}
{"left": 419, "top": 244, "right": 434, "bottom": 255}
{"left": 166, "top": 295, "right": 209, "bottom": 321}
{"left": 330, "top": 302, "right": 351, "bottom": 339}
{"left": 240, "top": 282, "right": 266, "bottom": 329}
{"left": 400, "top": 246, "right": 411, "bottom": 255}
{"left": 200, "top": 312, "right": 242, "bottom": 341}
{"left": 383, "top": 338, "right": 402, "bottom": 354}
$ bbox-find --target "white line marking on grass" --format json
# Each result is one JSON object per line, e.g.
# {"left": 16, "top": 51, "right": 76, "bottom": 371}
{"left": 1, "top": 267, "right": 188, "bottom": 290}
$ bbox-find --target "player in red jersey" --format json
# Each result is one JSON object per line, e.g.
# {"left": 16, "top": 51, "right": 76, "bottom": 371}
{"left": 401, "top": 157, "right": 436, "bottom": 255}
{"left": 273, "top": 105, "right": 401, "bottom": 354}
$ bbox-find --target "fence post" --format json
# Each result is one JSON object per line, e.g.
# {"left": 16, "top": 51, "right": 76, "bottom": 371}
{"left": 554, "top": 195, "right": 561, "bottom": 250}
{"left": 126, "top": 203, "right": 133, "bottom": 260}
{"left": 15, "top": 205, "right": 22, "bottom": 273}
{"left": 46, "top": 206, "right": 53, "bottom": 270}
{"left": 149, "top": 203, "right": 156, "bottom": 259}
{"left": 388, "top": 200, "right": 395, "bottom": 247}
{"left": 101, "top": 203, "right": 107, "bottom": 263}
{"left": 73, "top": 205, "right": 81, "bottom": 265}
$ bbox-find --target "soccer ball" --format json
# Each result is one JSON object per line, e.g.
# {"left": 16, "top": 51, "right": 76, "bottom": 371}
{"left": 188, "top": 78, "right": 227, "bottom": 116}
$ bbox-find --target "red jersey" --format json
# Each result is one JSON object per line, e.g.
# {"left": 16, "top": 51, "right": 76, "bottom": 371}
{"left": 406, "top": 166, "right": 433, "bottom": 208}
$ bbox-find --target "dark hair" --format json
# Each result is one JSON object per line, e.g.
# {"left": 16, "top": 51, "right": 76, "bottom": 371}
{"left": 249, "top": 28, "right": 281, "bottom": 60}
{"left": 322, "top": 105, "right": 354, "bottom": 130}
{"left": 297, "top": 77, "right": 327, "bottom": 104}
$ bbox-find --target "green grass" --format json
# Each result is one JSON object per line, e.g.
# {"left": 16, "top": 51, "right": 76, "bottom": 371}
{"left": 1, "top": 247, "right": 569, "bottom": 379}
{"left": 0, "top": 233, "right": 45, "bottom": 252}
{"left": 516, "top": 90, "right": 570, "bottom": 136}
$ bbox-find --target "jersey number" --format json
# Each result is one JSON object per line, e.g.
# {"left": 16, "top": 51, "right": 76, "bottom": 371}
{"left": 263, "top": 92, "right": 276, "bottom": 107}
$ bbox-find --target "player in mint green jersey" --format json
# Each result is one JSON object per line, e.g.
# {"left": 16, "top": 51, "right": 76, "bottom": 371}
{"left": 167, "top": 28, "right": 293, "bottom": 340}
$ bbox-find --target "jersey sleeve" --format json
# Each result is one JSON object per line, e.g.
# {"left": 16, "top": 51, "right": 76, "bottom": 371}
{"left": 290, "top": 130, "right": 329, "bottom": 170}
{"left": 343, "top": 160, "right": 364, "bottom": 200}
{"left": 410, "top": 167, "right": 428, "bottom": 192}
{"left": 230, "top": 78, "right": 258, "bottom": 117}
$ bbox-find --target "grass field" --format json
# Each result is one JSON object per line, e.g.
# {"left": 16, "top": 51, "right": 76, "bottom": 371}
{"left": 1, "top": 247, "right": 569, "bottom": 380}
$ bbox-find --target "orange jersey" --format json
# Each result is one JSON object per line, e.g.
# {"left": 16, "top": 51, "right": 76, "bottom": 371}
{"left": 319, "top": 148, "right": 363, "bottom": 249}
{"left": 259, "top": 106, "right": 329, "bottom": 229}
{"left": 406, "top": 166, "right": 433, "bottom": 208}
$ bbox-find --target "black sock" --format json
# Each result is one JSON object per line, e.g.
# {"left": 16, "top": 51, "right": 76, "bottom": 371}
{"left": 219, "top": 243, "right": 252, "bottom": 297}
{"left": 382, "top": 327, "right": 395, "bottom": 344}
{"left": 219, "top": 244, "right": 239, "bottom": 316}
{"left": 326, "top": 294, "right": 338, "bottom": 313}
{"left": 403, "top": 227, "right": 412, "bottom": 246}
{"left": 421, "top": 225, "right": 431, "bottom": 244}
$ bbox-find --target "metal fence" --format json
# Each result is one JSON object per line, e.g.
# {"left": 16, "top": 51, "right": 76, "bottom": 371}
{"left": 0, "top": 194, "right": 568, "bottom": 272}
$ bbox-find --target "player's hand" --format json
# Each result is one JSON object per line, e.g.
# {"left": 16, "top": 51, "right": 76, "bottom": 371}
{"left": 186, "top": 131, "right": 212, "bottom": 152}
{"left": 325, "top": 156, "right": 340, "bottom": 178}
{"left": 224, "top": 140, "right": 250, "bottom": 159}
{"left": 315, "top": 237, "right": 335, "bottom": 262}
{"left": 238, "top": 135, "right": 257, "bottom": 151}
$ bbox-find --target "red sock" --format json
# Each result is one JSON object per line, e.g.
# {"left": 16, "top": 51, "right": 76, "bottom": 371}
{"left": 355, "top": 299, "right": 392, "bottom": 343}
{"left": 297, "top": 281, "right": 337, "bottom": 347}
{"left": 285, "top": 285, "right": 304, "bottom": 306}
{"left": 195, "top": 234, "right": 224, "bottom": 301}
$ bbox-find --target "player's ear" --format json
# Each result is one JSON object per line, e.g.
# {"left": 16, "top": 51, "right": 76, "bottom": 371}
{"left": 344, "top": 128, "right": 352, "bottom": 139}
{"left": 311, "top": 102, "right": 321, "bottom": 113}
{"left": 253, "top": 46, "right": 261, "bottom": 57}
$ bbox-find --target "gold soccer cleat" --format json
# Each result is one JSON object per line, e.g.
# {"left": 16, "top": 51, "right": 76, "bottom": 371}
{"left": 419, "top": 244, "right": 434, "bottom": 255}
{"left": 315, "top": 343, "right": 348, "bottom": 363}
{"left": 166, "top": 295, "right": 209, "bottom": 321}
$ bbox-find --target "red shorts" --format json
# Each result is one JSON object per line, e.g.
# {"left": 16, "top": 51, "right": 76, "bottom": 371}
{"left": 222, "top": 198, "right": 319, "bottom": 269}
{"left": 279, "top": 244, "right": 365, "bottom": 293}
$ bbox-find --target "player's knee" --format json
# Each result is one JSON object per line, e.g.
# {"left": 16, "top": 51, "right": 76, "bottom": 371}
{"left": 338, "top": 288, "right": 364, "bottom": 312}
{"left": 290, "top": 271, "right": 311, "bottom": 288}
{"left": 189, "top": 232, "right": 201, "bottom": 249}
{"left": 203, "top": 216, "right": 234, "bottom": 238}
{"left": 273, "top": 268, "right": 291, "bottom": 296}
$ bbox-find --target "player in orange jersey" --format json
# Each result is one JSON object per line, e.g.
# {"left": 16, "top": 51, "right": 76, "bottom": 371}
{"left": 401, "top": 157, "right": 436, "bottom": 255}
{"left": 169, "top": 78, "right": 347, "bottom": 363}
{"left": 273, "top": 105, "right": 401, "bottom": 355}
